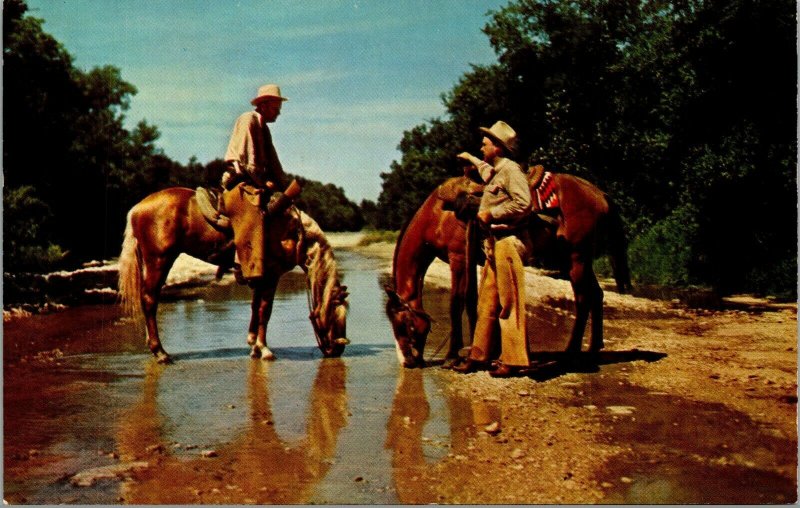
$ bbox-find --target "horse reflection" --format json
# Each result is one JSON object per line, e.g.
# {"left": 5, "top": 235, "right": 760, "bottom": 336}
{"left": 385, "top": 369, "right": 483, "bottom": 503}
{"left": 115, "top": 359, "right": 348, "bottom": 504}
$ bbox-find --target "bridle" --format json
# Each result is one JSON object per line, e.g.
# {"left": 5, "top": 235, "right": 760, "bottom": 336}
{"left": 389, "top": 292, "right": 449, "bottom": 363}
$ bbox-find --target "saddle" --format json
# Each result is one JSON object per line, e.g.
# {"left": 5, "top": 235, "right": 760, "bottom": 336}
{"left": 197, "top": 180, "right": 304, "bottom": 283}
{"left": 438, "top": 165, "right": 560, "bottom": 225}
{"left": 196, "top": 187, "right": 232, "bottom": 230}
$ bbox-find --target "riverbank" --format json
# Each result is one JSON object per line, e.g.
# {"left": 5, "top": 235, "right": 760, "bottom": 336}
{"left": 3, "top": 231, "right": 797, "bottom": 503}
{"left": 334, "top": 232, "right": 798, "bottom": 504}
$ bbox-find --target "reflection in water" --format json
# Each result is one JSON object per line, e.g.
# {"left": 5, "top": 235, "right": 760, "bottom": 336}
{"left": 115, "top": 358, "right": 348, "bottom": 504}
{"left": 385, "top": 369, "right": 495, "bottom": 504}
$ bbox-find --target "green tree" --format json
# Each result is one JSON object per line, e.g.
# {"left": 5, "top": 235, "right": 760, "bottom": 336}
{"left": 4, "top": 0, "right": 170, "bottom": 267}
{"left": 292, "top": 175, "right": 364, "bottom": 232}
{"left": 376, "top": 0, "right": 796, "bottom": 296}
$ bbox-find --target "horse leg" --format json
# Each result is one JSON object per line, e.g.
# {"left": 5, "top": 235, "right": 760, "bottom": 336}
{"left": 588, "top": 269, "right": 604, "bottom": 353}
{"left": 142, "top": 254, "right": 176, "bottom": 363}
{"left": 565, "top": 251, "right": 592, "bottom": 354}
{"left": 247, "top": 285, "right": 263, "bottom": 351}
{"left": 442, "top": 254, "right": 467, "bottom": 369}
{"left": 250, "top": 276, "right": 279, "bottom": 361}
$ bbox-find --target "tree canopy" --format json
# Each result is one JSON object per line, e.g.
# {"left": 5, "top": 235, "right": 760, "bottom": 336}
{"left": 375, "top": 0, "right": 796, "bottom": 297}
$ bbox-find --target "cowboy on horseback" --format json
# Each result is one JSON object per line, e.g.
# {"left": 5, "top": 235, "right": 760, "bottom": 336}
{"left": 198, "top": 83, "right": 302, "bottom": 281}
{"left": 222, "top": 83, "right": 289, "bottom": 193}
{"left": 453, "top": 120, "right": 532, "bottom": 378}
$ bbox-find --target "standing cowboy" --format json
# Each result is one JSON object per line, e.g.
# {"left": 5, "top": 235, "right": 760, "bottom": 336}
{"left": 454, "top": 121, "right": 532, "bottom": 377}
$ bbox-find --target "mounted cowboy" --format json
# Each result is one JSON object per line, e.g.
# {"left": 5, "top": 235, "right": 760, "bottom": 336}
{"left": 223, "top": 83, "right": 290, "bottom": 193}
{"left": 198, "top": 83, "right": 302, "bottom": 281}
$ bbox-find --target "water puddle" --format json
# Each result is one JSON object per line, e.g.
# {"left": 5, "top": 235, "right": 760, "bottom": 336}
{"left": 3, "top": 251, "right": 492, "bottom": 504}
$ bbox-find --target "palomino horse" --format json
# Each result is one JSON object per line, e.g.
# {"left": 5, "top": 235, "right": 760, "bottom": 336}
{"left": 118, "top": 184, "right": 349, "bottom": 363}
{"left": 385, "top": 172, "right": 631, "bottom": 368}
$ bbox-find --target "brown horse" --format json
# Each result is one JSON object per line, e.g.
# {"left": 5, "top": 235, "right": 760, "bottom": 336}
{"left": 385, "top": 173, "right": 631, "bottom": 368}
{"left": 118, "top": 184, "right": 349, "bottom": 363}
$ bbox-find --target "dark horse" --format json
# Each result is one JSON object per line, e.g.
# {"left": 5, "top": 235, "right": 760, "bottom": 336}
{"left": 118, "top": 183, "right": 349, "bottom": 363}
{"left": 385, "top": 172, "right": 631, "bottom": 368}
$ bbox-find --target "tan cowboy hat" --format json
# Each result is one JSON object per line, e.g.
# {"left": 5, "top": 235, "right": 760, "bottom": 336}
{"left": 251, "top": 84, "right": 288, "bottom": 105}
{"left": 479, "top": 120, "right": 518, "bottom": 156}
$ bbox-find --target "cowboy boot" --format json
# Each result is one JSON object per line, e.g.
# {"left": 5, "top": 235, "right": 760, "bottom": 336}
{"left": 489, "top": 361, "right": 520, "bottom": 378}
{"left": 453, "top": 357, "right": 493, "bottom": 374}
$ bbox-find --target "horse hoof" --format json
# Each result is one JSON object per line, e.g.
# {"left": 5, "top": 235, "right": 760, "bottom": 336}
{"left": 441, "top": 357, "right": 460, "bottom": 370}
{"left": 250, "top": 347, "right": 262, "bottom": 359}
{"left": 156, "top": 353, "right": 173, "bottom": 364}
{"left": 261, "top": 350, "right": 276, "bottom": 361}
{"left": 589, "top": 342, "right": 605, "bottom": 353}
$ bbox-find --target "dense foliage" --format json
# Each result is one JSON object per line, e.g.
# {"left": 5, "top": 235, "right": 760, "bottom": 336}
{"left": 3, "top": 0, "right": 362, "bottom": 273}
{"left": 291, "top": 175, "right": 364, "bottom": 231}
{"left": 375, "top": 0, "right": 796, "bottom": 297}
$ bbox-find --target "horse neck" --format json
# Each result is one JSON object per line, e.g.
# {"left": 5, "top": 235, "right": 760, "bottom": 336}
{"left": 299, "top": 213, "right": 341, "bottom": 322}
{"left": 392, "top": 195, "right": 438, "bottom": 307}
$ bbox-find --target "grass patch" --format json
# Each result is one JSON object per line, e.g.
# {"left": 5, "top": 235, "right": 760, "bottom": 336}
{"left": 358, "top": 229, "right": 399, "bottom": 246}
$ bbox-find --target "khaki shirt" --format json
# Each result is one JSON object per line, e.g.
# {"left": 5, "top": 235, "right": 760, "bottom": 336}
{"left": 224, "top": 111, "right": 288, "bottom": 189}
{"left": 476, "top": 157, "right": 532, "bottom": 230}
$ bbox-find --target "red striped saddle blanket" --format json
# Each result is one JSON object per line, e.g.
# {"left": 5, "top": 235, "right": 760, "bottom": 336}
{"left": 530, "top": 168, "right": 560, "bottom": 211}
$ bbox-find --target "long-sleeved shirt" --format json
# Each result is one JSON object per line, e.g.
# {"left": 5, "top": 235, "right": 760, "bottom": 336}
{"left": 224, "top": 111, "right": 288, "bottom": 189}
{"left": 475, "top": 157, "right": 532, "bottom": 231}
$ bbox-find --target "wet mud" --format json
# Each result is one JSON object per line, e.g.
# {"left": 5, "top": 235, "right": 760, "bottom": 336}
{"left": 4, "top": 250, "right": 796, "bottom": 504}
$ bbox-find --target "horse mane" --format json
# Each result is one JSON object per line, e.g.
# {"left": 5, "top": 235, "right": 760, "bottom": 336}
{"left": 391, "top": 185, "right": 445, "bottom": 290}
{"left": 297, "top": 210, "right": 346, "bottom": 328}
{"left": 391, "top": 214, "right": 415, "bottom": 290}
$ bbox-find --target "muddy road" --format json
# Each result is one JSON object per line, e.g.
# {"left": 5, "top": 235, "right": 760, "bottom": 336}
{"left": 4, "top": 244, "right": 797, "bottom": 504}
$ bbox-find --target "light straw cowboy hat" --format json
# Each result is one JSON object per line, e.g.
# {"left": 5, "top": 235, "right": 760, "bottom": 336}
{"left": 479, "top": 120, "right": 518, "bottom": 156}
{"left": 251, "top": 84, "right": 289, "bottom": 105}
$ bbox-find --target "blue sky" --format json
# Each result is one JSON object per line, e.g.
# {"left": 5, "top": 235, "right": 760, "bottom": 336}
{"left": 26, "top": 0, "right": 510, "bottom": 202}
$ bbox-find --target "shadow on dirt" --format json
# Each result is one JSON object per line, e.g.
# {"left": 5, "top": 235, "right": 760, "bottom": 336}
{"left": 520, "top": 349, "right": 667, "bottom": 382}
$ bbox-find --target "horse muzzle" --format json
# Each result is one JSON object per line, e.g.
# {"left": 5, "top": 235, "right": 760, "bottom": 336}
{"left": 402, "top": 347, "right": 426, "bottom": 369}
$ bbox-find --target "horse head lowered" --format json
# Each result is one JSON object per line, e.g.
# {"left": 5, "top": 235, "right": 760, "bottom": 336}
{"left": 299, "top": 212, "right": 350, "bottom": 358}
{"left": 385, "top": 285, "right": 432, "bottom": 368}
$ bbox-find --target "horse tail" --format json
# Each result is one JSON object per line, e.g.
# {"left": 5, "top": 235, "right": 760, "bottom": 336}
{"left": 118, "top": 210, "right": 143, "bottom": 317}
{"left": 605, "top": 200, "right": 633, "bottom": 294}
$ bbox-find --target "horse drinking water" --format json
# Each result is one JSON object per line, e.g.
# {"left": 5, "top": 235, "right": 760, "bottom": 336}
{"left": 385, "top": 170, "right": 631, "bottom": 369}
{"left": 118, "top": 183, "right": 349, "bottom": 363}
